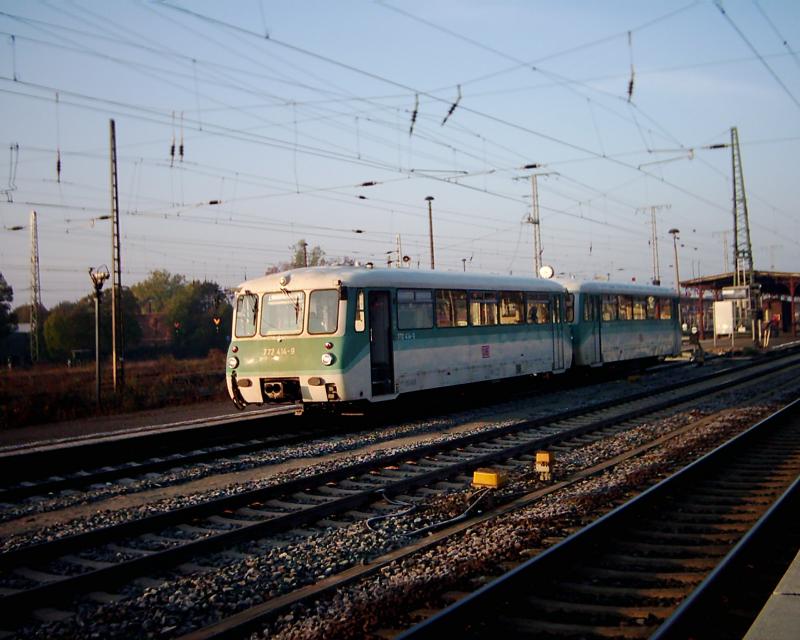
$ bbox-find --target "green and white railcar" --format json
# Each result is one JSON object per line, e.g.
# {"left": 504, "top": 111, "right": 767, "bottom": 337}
{"left": 564, "top": 280, "right": 681, "bottom": 367}
{"left": 226, "top": 267, "right": 572, "bottom": 411}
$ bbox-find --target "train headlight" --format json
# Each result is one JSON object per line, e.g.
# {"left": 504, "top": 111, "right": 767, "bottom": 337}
{"left": 227, "top": 356, "right": 239, "bottom": 369}
{"left": 321, "top": 353, "right": 335, "bottom": 366}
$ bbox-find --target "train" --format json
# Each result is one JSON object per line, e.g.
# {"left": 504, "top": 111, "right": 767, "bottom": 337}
{"left": 225, "top": 266, "right": 681, "bottom": 412}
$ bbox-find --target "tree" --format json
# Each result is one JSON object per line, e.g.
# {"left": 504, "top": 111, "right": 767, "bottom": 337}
{"left": 0, "top": 273, "right": 17, "bottom": 340}
{"left": 290, "top": 239, "right": 326, "bottom": 267}
{"left": 131, "top": 270, "right": 187, "bottom": 313}
{"left": 164, "top": 280, "right": 231, "bottom": 357}
{"left": 265, "top": 239, "right": 328, "bottom": 274}
{"left": 44, "top": 300, "right": 92, "bottom": 361}
{"left": 43, "top": 289, "right": 142, "bottom": 361}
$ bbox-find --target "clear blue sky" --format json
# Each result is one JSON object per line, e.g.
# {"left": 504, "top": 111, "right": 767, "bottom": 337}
{"left": 1, "top": 0, "right": 798, "bottom": 308}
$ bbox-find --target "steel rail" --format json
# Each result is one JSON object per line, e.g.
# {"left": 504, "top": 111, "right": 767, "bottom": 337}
{"left": 397, "top": 398, "right": 800, "bottom": 639}
{"left": 1, "top": 353, "right": 797, "bottom": 627}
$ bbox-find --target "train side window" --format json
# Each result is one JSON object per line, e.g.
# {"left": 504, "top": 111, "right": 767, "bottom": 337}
{"left": 499, "top": 291, "right": 524, "bottom": 325}
{"left": 565, "top": 293, "right": 574, "bottom": 323}
{"left": 308, "top": 289, "right": 339, "bottom": 334}
{"left": 633, "top": 297, "right": 647, "bottom": 320}
{"left": 618, "top": 295, "right": 633, "bottom": 321}
{"left": 436, "top": 289, "right": 468, "bottom": 327}
{"left": 261, "top": 291, "right": 305, "bottom": 335}
{"left": 551, "top": 295, "right": 562, "bottom": 323}
{"left": 470, "top": 291, "right": 498, "bottom": 326}
{"left": 527, "top": 296, "right": 550, "bottom": 325}
{"left": 582, "top": 295, "right": 592, "bottom": 321}
{"left": 602, "top": 295, "right": 617, "bottom": 322}
{"left": 646, "top": 296, "right": 657, "bottom": 320}
{"left": 659, "top": 297, "right": 673, "bottom": 320}
{"left": 235, "top": 293, "right": 258, "bottom": 337}
{"left": 398, "top": 289, "right": 433, "bottom": 329}
{"left": 354, "top": 289, "right": 365, "bottom": 332}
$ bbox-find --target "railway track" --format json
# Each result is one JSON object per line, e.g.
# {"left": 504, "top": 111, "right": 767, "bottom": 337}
{"left": 0, "top": 405, "right": 299, "bottom": 504}
{"left": 398, "top": 398, "right": 800, "bottom": 640}
{"left": 1, "top": 351, "right": 798, "bottom": 637}
{"left": 0, "top": 353, "right": 762, "bottom": 505}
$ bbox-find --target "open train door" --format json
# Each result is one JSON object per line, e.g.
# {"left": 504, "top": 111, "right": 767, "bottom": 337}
{"left": 552, "top": 295, "right": 567, "bottom": 372}
{"left": 368, "top": 290, "right": 395, "bottom": 396}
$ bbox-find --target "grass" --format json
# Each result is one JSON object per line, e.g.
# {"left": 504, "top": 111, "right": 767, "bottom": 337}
{"left": 0, "top": 350, "right": 227, "bottom": 429}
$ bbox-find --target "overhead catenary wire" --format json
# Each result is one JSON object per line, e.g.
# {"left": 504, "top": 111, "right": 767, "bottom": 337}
{"left": 714, "top": 0, "right": 800, "bottom": 111}
{"left": 1, "top": 2, "right": 797, "bottom": 304}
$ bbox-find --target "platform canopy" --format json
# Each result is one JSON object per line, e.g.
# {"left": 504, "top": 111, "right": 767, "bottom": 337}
{"left": 680, "top": 270, "right": 800, "bottom": 297}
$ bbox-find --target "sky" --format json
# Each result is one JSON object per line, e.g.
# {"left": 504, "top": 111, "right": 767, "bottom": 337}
{"left": 0, "top": 0, "right": 799, "bottom": 308}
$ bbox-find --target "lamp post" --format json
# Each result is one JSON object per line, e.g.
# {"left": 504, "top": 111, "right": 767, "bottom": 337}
{"left": 89, "top": 266, "right": 109, "bottom": 406}
{"left": 425, "top": 196, "right": 435, "bottom": 270}
{"left": 669, "top": 228, "right": 681, "bottom": 323}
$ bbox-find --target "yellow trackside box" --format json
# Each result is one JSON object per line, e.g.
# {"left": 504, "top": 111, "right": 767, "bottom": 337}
{"left": 535, "top": 450, "right": 554, "bottom": 480}
{"left": 472, "top": 468, "right": 507, "bottom": 489}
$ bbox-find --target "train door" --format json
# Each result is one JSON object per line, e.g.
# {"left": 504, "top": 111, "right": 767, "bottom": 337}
{"left": 368, "top": 290, "right": 395, "bottom": 396}
{"left": 552, "top": 295, "right": 567, "bottom": 371}
{"left": 587, "top": 295, "right": 602, "bottom": 365}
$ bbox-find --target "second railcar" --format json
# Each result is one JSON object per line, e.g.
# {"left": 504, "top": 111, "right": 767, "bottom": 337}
{"left": 564, "top": 280, "right": 681, "bottom": 367}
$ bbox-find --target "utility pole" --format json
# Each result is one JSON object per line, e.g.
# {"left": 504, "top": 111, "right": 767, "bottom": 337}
{"left": 669, "top": 228, "right": 682, "bottom": 324}
{"left": 110, "top": 119, "right": 124, "bottom": 393}
{"left": 514, "top": 172, "right": 556, "bottom": 275}
{"left": 731, "top": 127, "right": 754, "bottom": 288}
{"left": 425, "top": 196, "right": 435, "bottom": 270}
{"left": 669, "top": 228, "right": 681, "bottom": 293}
{"left": 637, "top": 204, "right": 670, "bottom": 286}
{"left": 29, "top": 210, "right": 41, "bottom": 363}
{"left": 730, "top": 126, "right": 758, "bottom": 343}
{"left": 528, "top": 175, "right": 543, "bottom": 274}
{"left": 712, "top": 230, "right": 730, "bottom": 273}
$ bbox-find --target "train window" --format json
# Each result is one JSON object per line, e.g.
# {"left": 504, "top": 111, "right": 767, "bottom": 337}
{"left": 565, "top": 293, "right": 574, "bottom": 323}
{"left": 435, "top": 289, "right": 468, "bottom": 327}
{"left": 618, "top": 295, "right": 633, "bottom": 321}
{"left": 234, "top": 293, "right": 258, "bottom": 337}
{"left": 308, "top": 289, "right": 339, "bottom": 334}
{"left": 602, "top": 295, "right": 617, "bottom": 321}
{"left": 552, "top": 296, "right": 562, "bottom": 323}
{"left": 499, "top": 291, "right": 524, "bottom": 325}
{"left": 646, "top": 296, "right": 657, "bottom": 320}
{"left": 261, "top": 291, "right": 305, "bottom": 336}
{"left": 526, "top": 297, "right": 550, "bottom": 325}
{"left": 398, "top": 289, "right": 433, "bottom": 329}
{"left": 633, "top": 297, "right": 647, "bottom": 320}
{"left": 659, "top": 297, "right": 673, "bottom": 320}
{"left": 354, "top": 289, "right": 365, "bottom": 332}
{"left": 470, "top": 291, "right": 498, "bottom": 326}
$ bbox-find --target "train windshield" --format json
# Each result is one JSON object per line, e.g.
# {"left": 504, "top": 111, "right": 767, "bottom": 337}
{"left": 308, "top": 289, "right": 339, "bottom": 334}
{"left": 261, "top": 291, "right": 305, "bottom": 335}
{"left": 235, "top": 293, "right": 258, "bottom": 337}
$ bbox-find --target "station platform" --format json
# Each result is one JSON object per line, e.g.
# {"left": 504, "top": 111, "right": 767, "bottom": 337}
{"left": 743, "top": 548, "right": 800, "bottom": 639}
{"left": 693, "top": 331, "right": 799, "bottom": 355}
